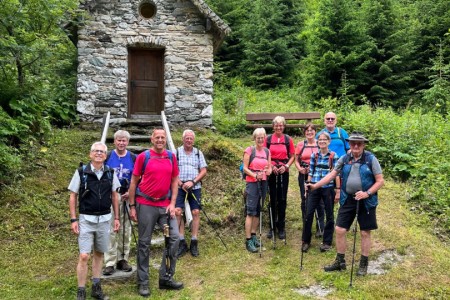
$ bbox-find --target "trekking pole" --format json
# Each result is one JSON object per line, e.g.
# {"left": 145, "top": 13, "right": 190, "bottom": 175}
{"left": 256, "top": 178, "right": 263, "bottom": 258}
{"left": 300, "top": 182, "right": 310, "bottom": 271}
{"left": 315, "top": 209, "right": 323, "bottom": 237}
{"left": 349, "top": 200, "right": 360, "bottom": 288}
{"left": 280, "top": 171, "right": 286, "bottom": 245}
{"left": 122, "top": 199, "right": 126, "bottom": 261}
{"left": 124, "top": 204, "right": 138, "bottom": 245}
{"left": 190, "top": 190, "right": 228, "bottom": 250}
{"left": 163, "top": 213, "right": 172, "bottom": 278}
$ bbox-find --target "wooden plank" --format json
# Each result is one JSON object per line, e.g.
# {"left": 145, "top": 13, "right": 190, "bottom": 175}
{"left": 246, "top": 112, "right": 321, "bottom": 121}
{"left": 246, "top": 123, "right": 310, "bottom": 128}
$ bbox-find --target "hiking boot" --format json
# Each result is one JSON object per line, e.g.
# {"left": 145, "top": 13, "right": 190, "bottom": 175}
{"left": 177, "top": 239, "right": 188, "bottom": 258}
{"left": 246, "top": 239, "right": 258, "bottom": 253}
{"left": 251, "top": 235, "right": 261, "bottom": 248}
{"left": 77, "top": 288, "right": 86, "bottom": 300}
{"left": 138, "top": 284, "right": 150, "bottom": 297}
{"left": 102, "top": 266, "right": 114, "bottom": 276}
{"left": 91, "top": 282, "right": 109, "bottom": 300}
{"left": 116, "top": 259, "right": 132, "bottom": 272}
{"left": 324, "top": 257, "right": 346, "bottom": 272}
{"left": 159, "top": 278, "right": 184, "bottom": 290}
{"left": 357, "top": 256, "right": 369, "bottom": 276}
{"left": 278, "top": 229, "right": 286, "bottom": 240}
{"left": 320, "top": 243, "right": 332, "bottom": 252}
{"left": 301, "top": 243, "right": 310, "bottom": 253}
{"left": 190, "top": 239, "right": 199, "bottom": 257}
{"left": 266, "top": 229, "right": 274, "bottom": 239}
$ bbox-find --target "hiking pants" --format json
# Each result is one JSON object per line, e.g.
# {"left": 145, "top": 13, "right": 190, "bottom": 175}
{"left": 136, "top": 203, "right": 180, "bottom": 285}
{"left": 268, "top": 171, "right": 289, "bottom": 231}
{"left": 104, "top": 196, "right": 132, "bottom": 267}
{"left": 302, "top": 187, "right": 335, "bottom": 245}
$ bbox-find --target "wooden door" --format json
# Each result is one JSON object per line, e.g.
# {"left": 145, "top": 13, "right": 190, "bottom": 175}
{"left": 128, "top": 48, "right": 164, "bottom": 116}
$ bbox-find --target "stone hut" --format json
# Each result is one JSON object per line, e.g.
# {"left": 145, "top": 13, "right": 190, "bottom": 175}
{"left": 76, "top": 0, "right": 230, "bottom": 127}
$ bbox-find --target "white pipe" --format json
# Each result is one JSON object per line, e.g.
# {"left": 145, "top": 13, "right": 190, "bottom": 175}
{"left": 100, "top": 112, "right": 110, "bottom": 144}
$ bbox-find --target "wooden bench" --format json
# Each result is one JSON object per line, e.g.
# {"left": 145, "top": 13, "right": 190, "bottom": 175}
{"left": 246, "top": 112, "right": 321, "bottom": 129}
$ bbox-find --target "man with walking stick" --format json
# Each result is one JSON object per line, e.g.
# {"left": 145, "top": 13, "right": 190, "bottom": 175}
{"left": 175, "top": 129, "right": 207, "bottom": 258}
{"left": 128, "top": 128, "right": 183, "bottom": 297}
{"left": 103, "top": 130, "right": 136, "bottom": 275}
{"left": 307, "top": 132, "right": 384, "bottom": 279}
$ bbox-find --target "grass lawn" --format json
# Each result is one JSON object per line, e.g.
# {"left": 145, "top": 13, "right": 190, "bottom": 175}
{"left": 0, "top": 128, "right": 448, "bottom": 299}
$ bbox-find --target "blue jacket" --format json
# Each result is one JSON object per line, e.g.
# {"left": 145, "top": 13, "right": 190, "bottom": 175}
{"left": 340, "top": 151, "right": 378, "bottom": 211}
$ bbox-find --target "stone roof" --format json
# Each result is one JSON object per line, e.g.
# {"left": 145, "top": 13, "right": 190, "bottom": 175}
{"left": 189, "top": 0, "right": 231, "bottom": 52}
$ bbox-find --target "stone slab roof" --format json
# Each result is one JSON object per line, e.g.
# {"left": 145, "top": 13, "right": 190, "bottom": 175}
{"left": 189, "top": 0, "right": 231, "bottom": 52}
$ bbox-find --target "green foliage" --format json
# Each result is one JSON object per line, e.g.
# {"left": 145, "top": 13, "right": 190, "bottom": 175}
{"left": 420, "top": 39, "right": 450, "bottom": 114}
{"left": 343, "top": 105, "right": 450, "bottom": 233}
{"left": 213, "top": 82, "right": 312, "bottom": 136}
{"left": 0, "top": 0, "right": 78, "bottom": 185}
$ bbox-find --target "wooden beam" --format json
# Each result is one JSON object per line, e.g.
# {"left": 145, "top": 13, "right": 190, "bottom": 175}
{"left": 246, "top": 112, "right": 321, "bottom": 121}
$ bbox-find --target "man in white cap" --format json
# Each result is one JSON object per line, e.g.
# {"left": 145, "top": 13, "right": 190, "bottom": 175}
{"left": 308, "top": 132, "right": 384, "bottom": 276}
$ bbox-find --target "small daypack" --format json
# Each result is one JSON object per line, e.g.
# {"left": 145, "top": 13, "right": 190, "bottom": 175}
{"left": 239, "top": 146, "right": 270, "bottom": 180}
{"left": 310, "top": 151, "right": 336, "bottom": 176}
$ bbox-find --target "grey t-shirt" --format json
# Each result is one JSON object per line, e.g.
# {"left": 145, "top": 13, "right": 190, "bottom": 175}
{"left": 334, "top": 153, "right": 382, "bottom": 195}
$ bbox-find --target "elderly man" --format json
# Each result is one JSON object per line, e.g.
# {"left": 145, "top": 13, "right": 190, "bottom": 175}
{"left": 128, "top": 128, "right": 183, "bottom": 297}
{"left": 68, "top": 142, "right": 121, "bottom": 300}
{"left": 103, "top": 130, "right": 136, "bottom": 275}
{"left": 308, "top": 132, "right": 384, "bottom": 276}
{"left": 175, "top": 129, "right": 207, "bottom": 257}
{"left": 317, "top": 112, "right": 350, "bottom": 157}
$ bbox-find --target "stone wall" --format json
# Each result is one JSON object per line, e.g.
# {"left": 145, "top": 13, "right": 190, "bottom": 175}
{"left": 77, "top": 0, "right": 215, "bottom": 127}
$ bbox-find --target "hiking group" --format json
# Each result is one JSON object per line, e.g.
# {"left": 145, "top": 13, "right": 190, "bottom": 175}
{"left": 241, "top": 112, "right": 384, "bottom": 278}
{"left": 68, "top": 111, "right": 384, "bottom": 299}
{"left": 69, "top": 128, "right": 207, "bottom": 299}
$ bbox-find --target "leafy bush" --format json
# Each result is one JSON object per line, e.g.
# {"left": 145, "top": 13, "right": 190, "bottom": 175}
{"left": 213, "top": 82, "right": 314, "bottom": 136}
{"left": 343, "top": 106, "right": 450, "bottom": 233}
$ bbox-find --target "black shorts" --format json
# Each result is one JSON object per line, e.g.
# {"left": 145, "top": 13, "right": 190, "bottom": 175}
{"left": 336, "top": 196, "right": 377, "bottom": 231}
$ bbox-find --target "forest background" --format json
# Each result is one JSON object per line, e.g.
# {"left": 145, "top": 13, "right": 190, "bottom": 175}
{"left": 0, "top": 0, "right": 448, "bottom": 235}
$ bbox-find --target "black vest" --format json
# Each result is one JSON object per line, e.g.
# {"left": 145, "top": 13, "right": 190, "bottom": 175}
{"left": 78, "top": 164, "right": 114, "bottom": 215}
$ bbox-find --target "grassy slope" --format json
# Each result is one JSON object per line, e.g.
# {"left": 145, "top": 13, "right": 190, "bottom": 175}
{"left": 0, "top": 128, "right": 448, "bottom": 299}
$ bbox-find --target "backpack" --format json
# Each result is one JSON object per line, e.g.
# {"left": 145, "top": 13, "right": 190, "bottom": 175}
{"left": 266, "top": 134, "right": 291, "bottom": 164}
{"left": 342, "top": 150, "right": 373, "bottom": 169}
{"left": 77, "top": 163, "right": 114, "bottom": 199}
{"left": 240, "top": 146, "right": 270, "bottom": 180}
{"left": 136, "top": 149, "right": 174, "bottom": 201}
{"left": 106, "top": 150, "right": 137, "bottom": 164}
{"left": 176, "top": 147, "right": 201, "bottom": 170}
{"left": 325, "top": 127, "right": 349, "bottom": 152}
{"left": 310, "top": 151, "right": 336, "bottom": 178}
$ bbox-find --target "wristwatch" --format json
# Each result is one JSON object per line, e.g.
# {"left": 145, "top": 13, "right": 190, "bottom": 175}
{"left": 70, "top": 218, "right": 78, "bottom": 223}
{"left": 367, "top": 190, "right": 372, "bottom": 196}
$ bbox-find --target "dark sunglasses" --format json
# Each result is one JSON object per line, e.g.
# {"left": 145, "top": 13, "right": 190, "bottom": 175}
{"left": 326, "top": 118, "right": 335, "bottom": 121}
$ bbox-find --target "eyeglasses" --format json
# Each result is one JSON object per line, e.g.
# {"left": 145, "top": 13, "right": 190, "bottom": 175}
{"left": 326, "top": 118, "right": 335, "bottom": 121}
{"left": 318, "top": 139, "right": 329, "bottom": 142}
{"left": 305, "top": 129, "right": 315, "bottom": 132}
{"left": 91, "top": 149, "right": 106, "bottom": 154}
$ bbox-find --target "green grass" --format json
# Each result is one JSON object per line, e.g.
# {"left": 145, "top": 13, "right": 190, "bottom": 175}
{"left": 0, "top": 127, "right": 448, "bottom": 299}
